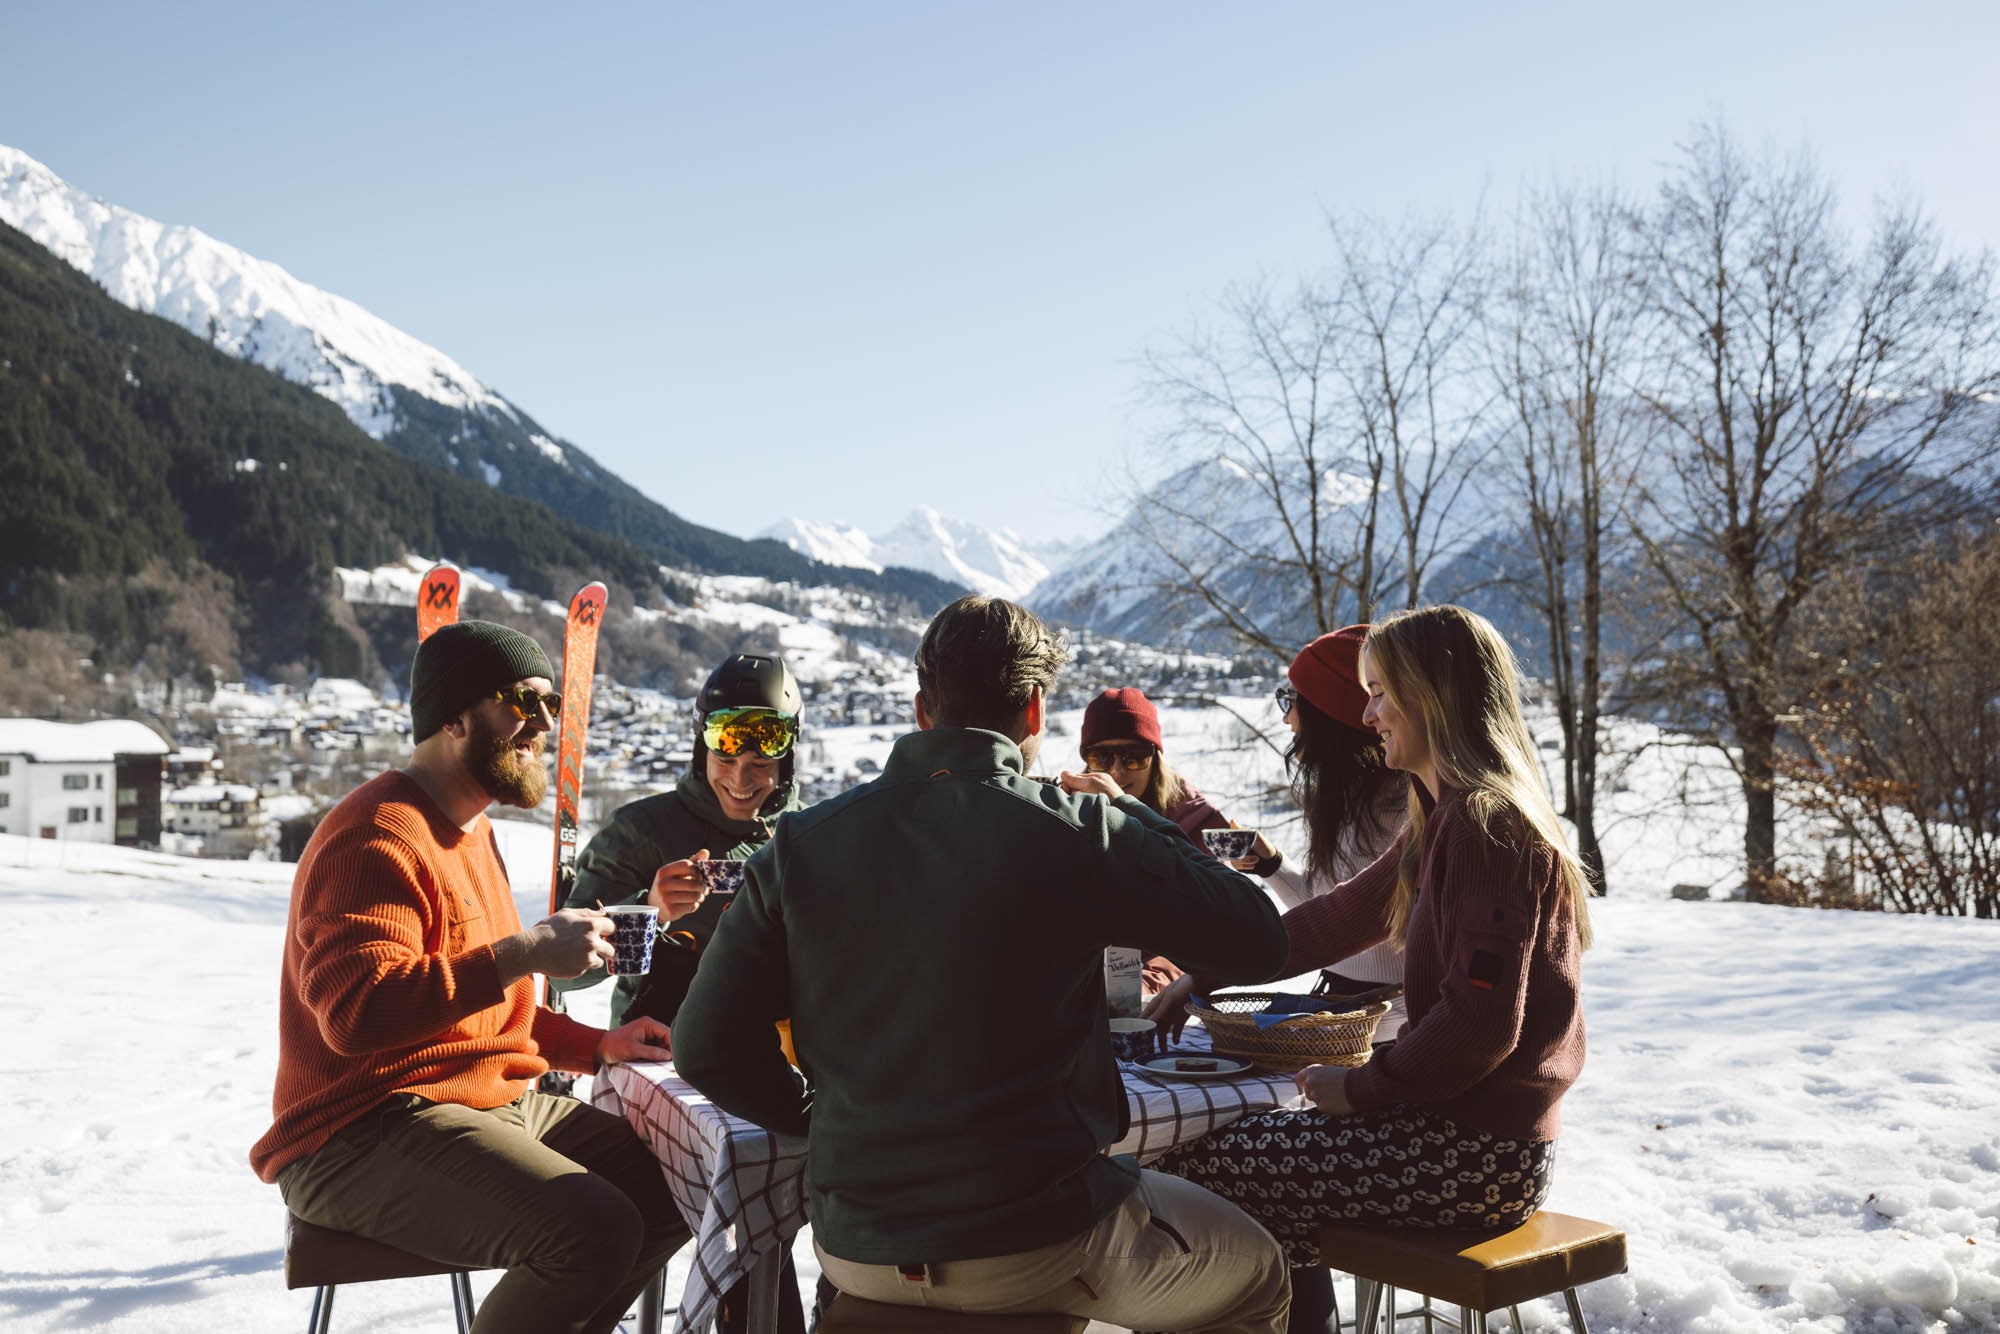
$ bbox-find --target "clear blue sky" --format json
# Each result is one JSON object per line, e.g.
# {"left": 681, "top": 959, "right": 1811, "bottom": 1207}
{"left": 6, "top": 2, "right": 1996, "bottom": 545}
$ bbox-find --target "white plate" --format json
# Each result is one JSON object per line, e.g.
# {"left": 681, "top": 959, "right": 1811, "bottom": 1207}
{"left": 1139, "top": 1054, "right": 1254, "bottom": 1080}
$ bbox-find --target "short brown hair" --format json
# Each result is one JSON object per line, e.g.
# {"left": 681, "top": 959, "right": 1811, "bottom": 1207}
{"left": 915, "top": 596, "right": 1068, "bottom": 731}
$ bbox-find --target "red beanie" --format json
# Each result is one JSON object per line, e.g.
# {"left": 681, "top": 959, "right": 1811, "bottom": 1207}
{"left": 1288, "top": 625, "right": 1371, "bottom": 732}
{"left": 1080, "top": 688, "right": 1164, "bottom": 751}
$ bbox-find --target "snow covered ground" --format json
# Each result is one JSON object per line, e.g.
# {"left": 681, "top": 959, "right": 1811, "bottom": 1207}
{"left": 4, "top": 705, "right": 1996, "bottom": 1332}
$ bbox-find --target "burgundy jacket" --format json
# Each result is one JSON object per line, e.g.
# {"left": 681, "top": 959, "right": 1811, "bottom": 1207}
{"left": 1261, "top": 783, "right": 1585, "bottom": 1141}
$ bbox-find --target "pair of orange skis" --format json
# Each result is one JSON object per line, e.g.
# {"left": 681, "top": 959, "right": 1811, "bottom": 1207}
{"left": 418, "top": 563, "right": 607, "bottom": 1012}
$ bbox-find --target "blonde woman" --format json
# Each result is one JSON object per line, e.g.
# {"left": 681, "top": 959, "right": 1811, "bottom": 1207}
{"left": 1146, "top": 606, "right": 1592, "bottom": 1333}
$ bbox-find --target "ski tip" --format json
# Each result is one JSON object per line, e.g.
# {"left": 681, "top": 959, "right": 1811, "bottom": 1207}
{"left": 566, "top": 582, "right": 610, "bottom": 628}
{"left": 417, "top": 563, "right": 465, "bottom": 643}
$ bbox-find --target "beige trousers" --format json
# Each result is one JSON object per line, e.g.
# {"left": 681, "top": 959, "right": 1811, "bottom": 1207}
{"left": 815, "top": 1169, "right": 1290, "bottom": 1334}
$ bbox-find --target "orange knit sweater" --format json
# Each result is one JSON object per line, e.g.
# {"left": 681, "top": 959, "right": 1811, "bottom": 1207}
{"left": 250, "top": 771, "right": 602, "bottom": 1182}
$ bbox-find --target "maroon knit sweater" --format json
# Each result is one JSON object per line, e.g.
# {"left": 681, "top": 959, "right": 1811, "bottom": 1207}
{"left": 1269, "top": 783, "right": 1585, "bottom": 1141}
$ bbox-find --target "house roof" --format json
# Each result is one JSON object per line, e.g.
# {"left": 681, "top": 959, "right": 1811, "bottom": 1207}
{"left": 0, "top": 719, "right": 173, "bottom": 763}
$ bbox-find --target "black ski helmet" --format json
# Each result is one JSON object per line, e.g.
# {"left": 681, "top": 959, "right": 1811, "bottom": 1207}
{"left": 697, "top": 654, "right": 803, "bottom": 719}
{"left": 691, "top": 654, "right": 804, "bottom": 807}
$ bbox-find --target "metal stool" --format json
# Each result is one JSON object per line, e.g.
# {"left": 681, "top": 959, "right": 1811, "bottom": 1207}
{"left": 282, "top": 1212, "right": 670, "bottom": 1333}
{"left": 819, "top": 1292, "right": 1087, "bottom": 1334}
{"left": 283, "top": 1212, "right": 477, "bottom": 1334}
{"left": 1319, "top": 1210, "right": 1627, "bottom": 1333}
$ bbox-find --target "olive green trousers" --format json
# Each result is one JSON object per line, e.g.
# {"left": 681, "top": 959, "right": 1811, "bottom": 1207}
{"left": 279, "top": 1089, "right": 687, "bottom": 1334}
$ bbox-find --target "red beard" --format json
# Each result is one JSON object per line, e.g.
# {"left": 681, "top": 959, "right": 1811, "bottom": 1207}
{"left": 469, "top": 712, "right": 549, "bottom": 809}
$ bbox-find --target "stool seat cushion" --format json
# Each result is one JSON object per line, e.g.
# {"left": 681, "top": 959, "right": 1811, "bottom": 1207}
{"left": 284, "top": 1212, "right": 468, "bottom": 1289}
{"left": 1317, "top": 1211, "right": 1626, "bottom": 1312}
{"left": 819, "top": 1293, "right": 1087, "bottom": 1334}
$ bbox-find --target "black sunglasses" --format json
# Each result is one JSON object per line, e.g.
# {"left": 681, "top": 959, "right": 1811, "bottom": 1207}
{"left": 1275, "top": 685, "right": 1298, "bottom": 719}
{"left": 491, "top": 685, "right": 561, "bottom": 722}
{"left": 1082, "top": 745, "right": 1156, "bottom": 772}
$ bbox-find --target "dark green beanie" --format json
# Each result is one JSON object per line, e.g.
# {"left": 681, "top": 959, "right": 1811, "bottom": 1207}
{"left": 410, "top": 620, "right": 556, "bottom": 741}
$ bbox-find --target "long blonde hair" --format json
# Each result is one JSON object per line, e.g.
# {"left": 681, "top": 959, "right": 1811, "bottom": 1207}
{"left": 1364, "top": 606, "right": 1594, "bottom": 948}
{"left": 1139, "top": 752, "right": 1187, "bottom": 817}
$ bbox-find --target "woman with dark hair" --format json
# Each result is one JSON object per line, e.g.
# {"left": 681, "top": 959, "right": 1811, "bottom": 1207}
{"left": 1146, "top": 607, "right": 1594, "bottom": 1334}
{"left": 1249, "top": 627, "right": 1409, "bottom": 1031}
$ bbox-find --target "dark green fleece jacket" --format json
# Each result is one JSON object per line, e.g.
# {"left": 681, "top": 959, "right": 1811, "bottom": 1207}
{"left": 552, "top": 768, "right": 799, "bottom": 1022}
{"left": 672, "top": 728, "right": 1290, "bottom": 1265}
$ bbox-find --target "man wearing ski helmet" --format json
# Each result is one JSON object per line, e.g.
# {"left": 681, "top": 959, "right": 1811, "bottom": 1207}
{"left": 555, "top": 652, "right": 807, "bottom": 1025}
{"left": 555, "top": 652, "right": 809, "bottom": 1334}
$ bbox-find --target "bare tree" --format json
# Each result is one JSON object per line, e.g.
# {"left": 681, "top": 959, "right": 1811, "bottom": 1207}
{"left": 1328, "top": 212, "right": 1495, "bottom": 616}
{"left": 1135, "top": 277, "right": 1368, "bottom": 661}
{"left": 1488, "top": 182, "right": 1651, "bottom": 893}
{"left": 1131, "top": 212, "right": 1490, "bottom": 664}
{"left": 1627, "top": 124, "right": 2000, "bottom": 900}
{"left": 1783, "top": 523, "right": 2000, "bottom": 917}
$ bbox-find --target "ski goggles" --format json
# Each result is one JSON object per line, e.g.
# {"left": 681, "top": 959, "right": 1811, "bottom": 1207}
{"left": 492, "top": 685, "right": 562, "bottom": 722}
{"left": 701, "top": 706, "right": 799, "bottom": 759}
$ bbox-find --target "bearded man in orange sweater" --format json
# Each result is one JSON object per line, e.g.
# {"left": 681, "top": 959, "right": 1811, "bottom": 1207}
{"left": 251, "top": 620, "right": 687, "bottom": 1334}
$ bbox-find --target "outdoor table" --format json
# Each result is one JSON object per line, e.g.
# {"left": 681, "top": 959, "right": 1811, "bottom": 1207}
{"left": 593, "top": 1025, "right": 1298, "bottom": 1334}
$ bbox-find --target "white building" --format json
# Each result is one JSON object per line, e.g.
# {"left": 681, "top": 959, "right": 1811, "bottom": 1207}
{"left": 0, "top": 719, "right": 171, "bottom": 846}
{"left": 162, "top": 783, "right": 262, "bottom": 837}
{"left": 305, "top": 678, "right": 379, "bottom": 715}
{"left": 165, "top": 747, "right": 221, "bottom": 786}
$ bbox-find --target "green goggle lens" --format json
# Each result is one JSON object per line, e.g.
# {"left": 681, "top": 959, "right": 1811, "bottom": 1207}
{"left": 702, "top": 707, "right": 799, "bottom": 759}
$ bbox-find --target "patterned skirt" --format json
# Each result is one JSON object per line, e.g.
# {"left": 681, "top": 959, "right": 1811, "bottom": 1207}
{"left": 1154, "top": 1106, "right": 1556, "bottom": 1266}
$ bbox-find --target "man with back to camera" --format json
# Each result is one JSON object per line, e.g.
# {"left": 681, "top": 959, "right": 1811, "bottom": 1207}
{"left": 250, "top": 620, "right": 688, "bottom": 1334}
{"left": 673, "top": 595, "right": 1295, "bottom": 1334}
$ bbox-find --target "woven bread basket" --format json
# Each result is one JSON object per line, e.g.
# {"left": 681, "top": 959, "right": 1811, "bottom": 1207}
{"left": 1188, "top": 991, "right": 1390, "bottom": 1073}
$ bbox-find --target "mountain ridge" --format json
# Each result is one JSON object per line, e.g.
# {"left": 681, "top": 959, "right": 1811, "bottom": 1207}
{"left": 0, "top": 143, "right": 963, "bottom": 607}
{"left": 759, "top": 506, "right": 1057, "bottom": 601}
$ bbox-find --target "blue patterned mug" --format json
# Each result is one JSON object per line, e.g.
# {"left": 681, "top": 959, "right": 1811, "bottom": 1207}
{"left": 1201, "top": 828, "right": 1259, "bottom": 862}
{"left": 1109, "top": 1016, "right": 1160, "bottom": 1063}
{"left": 604, "top": 904, "right": 660, "bottom": 976}
{"left": 694, "top": 858, "right": 747, "bottom": 897}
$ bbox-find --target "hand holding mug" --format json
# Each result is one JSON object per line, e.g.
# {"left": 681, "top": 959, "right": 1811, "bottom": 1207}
{"left": 1233, "top": 830, "right": 1280, "bottom": 872}
{"left": 529, "top": 908, "right": 615, "bottom": 978}
{"left": 649, "top": 851, "right": 712, "bottom": 920}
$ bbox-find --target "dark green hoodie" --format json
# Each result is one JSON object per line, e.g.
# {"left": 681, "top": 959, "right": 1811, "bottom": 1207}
{"left": 553, "top": 767, "right": 802, "bottom": 1022}
{"left": 672, "top": 728, "right": 1289, "bottom": 1266}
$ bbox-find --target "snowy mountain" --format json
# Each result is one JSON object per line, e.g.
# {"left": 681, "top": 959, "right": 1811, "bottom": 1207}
{"left": 1030, "top": 452, "right": 1545, "bottom": 657}
{"left": 0, "top": 143, "right": 963, "bottom": 607}
{"left": 758, "top": 517, "right": 885, "bottom": 573}
{"left": 0, "top": 143, "right": 508, "bottom": 441}
{"left": 759, "top": 507, "right": 1052, "bottom": 601}
{"left": 1030, "top": 456, "right": 1331, "bottom": 648}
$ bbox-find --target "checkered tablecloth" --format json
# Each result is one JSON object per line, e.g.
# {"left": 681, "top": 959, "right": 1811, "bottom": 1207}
{"left": 595, "top": 1026, "right": 1299, "bottom": 1334}
{"left": 592, "top": 1061, "right": 806, "bottom": 1334}
{"left": 1108, "top": 1029, "right": 1300, "bottom": 1161}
